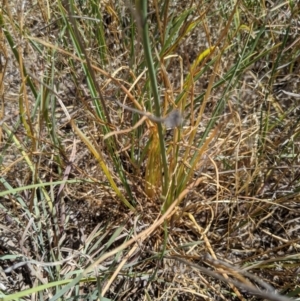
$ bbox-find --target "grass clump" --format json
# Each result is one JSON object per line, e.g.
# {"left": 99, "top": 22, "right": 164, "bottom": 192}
{"left": 0, "top": 0, "right": 299, "bottom": 300}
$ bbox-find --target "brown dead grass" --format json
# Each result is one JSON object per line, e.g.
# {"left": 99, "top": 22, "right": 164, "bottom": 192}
{"left": 0, "top": 0, "right": 300, "bottom": 300}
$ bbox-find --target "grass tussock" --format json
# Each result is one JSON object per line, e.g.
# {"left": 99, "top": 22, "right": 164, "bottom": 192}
{"left": 0, "top": 0, "right": 300, "bottom": 300}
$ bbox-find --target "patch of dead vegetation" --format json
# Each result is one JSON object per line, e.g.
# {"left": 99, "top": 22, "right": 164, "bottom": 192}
{"left": 0, "top": 0, "right": 299, "bottom": 300}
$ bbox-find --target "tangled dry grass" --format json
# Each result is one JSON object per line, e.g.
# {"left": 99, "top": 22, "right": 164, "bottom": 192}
{"left": 0, "top": 0, "right": 300, "bottom": 300}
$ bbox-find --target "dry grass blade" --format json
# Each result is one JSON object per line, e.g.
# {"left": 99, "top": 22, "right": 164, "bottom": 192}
{"left": 166, "top": 255, "right": 294, "bottom": 301}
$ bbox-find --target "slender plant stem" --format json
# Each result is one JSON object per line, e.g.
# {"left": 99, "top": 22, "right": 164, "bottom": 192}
{"left": 135, "top": 0, "right": 169, "bottom": 198}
